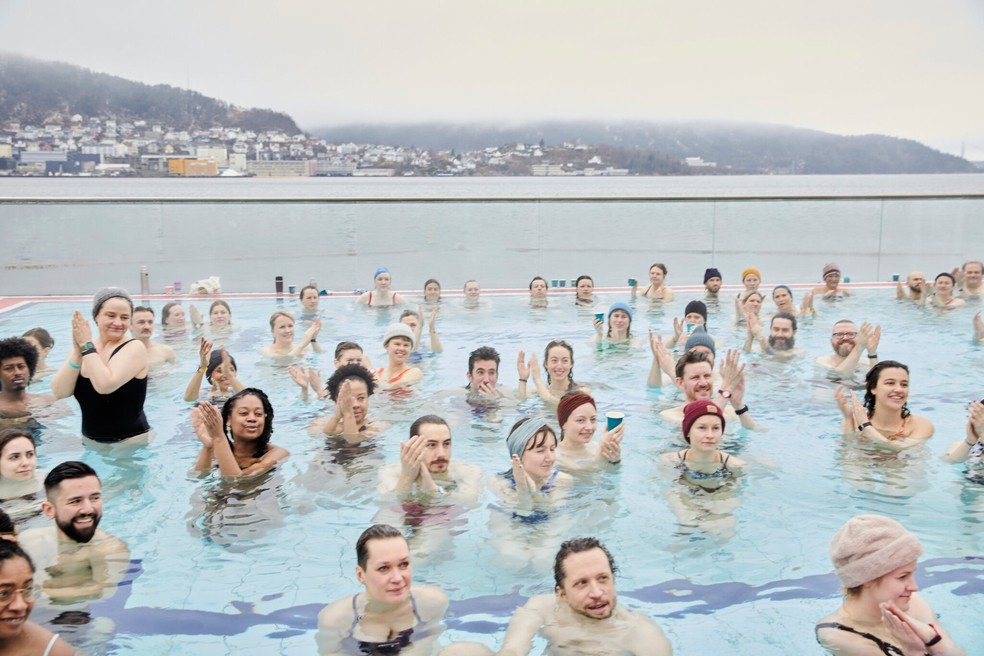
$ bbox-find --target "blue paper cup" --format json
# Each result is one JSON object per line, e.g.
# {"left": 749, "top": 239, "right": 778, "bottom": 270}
{"left": 606, "top": 411, "right": 624, "bottom": 431}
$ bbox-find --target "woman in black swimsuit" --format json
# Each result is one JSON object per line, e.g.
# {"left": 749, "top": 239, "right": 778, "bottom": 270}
{"left": 50, "top": 287, "right": 150, "bottom": 443}
{"left": 815, "top": 514, "right": 963, "bottom": 655}
{"left": 315, "top": 524, "right": 491, "bottom": 655}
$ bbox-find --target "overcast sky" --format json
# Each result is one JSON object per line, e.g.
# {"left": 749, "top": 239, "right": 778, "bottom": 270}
{"left": 2, "top": 0, "right": 982, "bottom": 158}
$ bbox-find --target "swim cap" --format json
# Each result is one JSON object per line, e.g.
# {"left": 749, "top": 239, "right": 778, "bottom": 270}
{"left": 684, "top": 326, "right": 716, "bottom": 357}
{"left": 822, "top": 263, "right": 840, "bottom": 279}
{"left": 684, "top": 300, "right": 707, "bottom": 324}
{"left": 772, "top": 284, "right": 793, "bottom": 299}
{"left": 382, "top": 323, "right": 415, "bottom": 349}
{"left": 92, "top": 287, "right": 133, "bottom": 318}
{"left": 373, "top": 267, "right": 390, "bottom": 282}
{"left": 741, "top": 268, "right": 761, "bottom": 282}
{"left": 607, "top": 302, "right": 632, "bottom": 320}
{"left": 830, "top": 515, "right": 923, "bottom": 589}
{"left": 507, "top": 418, "right": 553, "bottom": 459}
{"left": 557, "top": 393, "right": 595, "bottom": 429}
{"left": 681, "top": 400, "right": 725, "bottom": 443}
{"left": 703, "top": 268, "right": 722, "bottom": 283}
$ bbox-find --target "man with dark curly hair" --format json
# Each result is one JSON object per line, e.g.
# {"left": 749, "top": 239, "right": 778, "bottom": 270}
{"left": 0, "top": 337, "right": 54, "bottom": 421}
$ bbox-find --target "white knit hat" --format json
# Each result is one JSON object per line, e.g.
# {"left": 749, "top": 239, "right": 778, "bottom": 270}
{"left": 382, "top": 323, "right": 415, "bottom": 350}
{"left": 830, "top": 514, "right": 923, "bottom": 588}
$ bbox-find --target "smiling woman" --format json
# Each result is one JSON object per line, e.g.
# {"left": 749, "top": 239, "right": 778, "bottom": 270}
{"left": 0, "top": 541, "right": 76, "bottom": 655}
{"left": 49, "top": 287, "right": 150, "bottom": 443}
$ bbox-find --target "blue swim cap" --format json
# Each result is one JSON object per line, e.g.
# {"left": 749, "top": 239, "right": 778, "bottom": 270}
{"left": 373, "top": 267, "right": 390, "bottom": 282}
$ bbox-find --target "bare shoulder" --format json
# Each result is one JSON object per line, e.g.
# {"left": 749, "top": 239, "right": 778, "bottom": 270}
{"left": 411, "top": 583, "right": 449, "bottom": 616}
{"left": 521, "top": 593, "right": 556, "bottom": 615}
{"left": 909, "top": 414, "right": 935, "bottom": 439}
{"left": 621, "top": 608, "right": 671, "bottom": 654}
{"left": 317, "top": 595, "right": 355, "bottom": 628}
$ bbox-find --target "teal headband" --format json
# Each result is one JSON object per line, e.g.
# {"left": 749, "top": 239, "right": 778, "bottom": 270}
{"left": 507, "top": 419, "right": 552, "bottom": 459}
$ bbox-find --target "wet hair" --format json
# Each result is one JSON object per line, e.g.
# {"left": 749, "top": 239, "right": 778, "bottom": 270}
{"left": 649, "top": 262, "right": 668, "bottom": 276}
{"left": 0, "top": 539, "right": 34, "bottom": 571}
{"left": 962, "top": 260, "right": 983, "bottom": 273}
{"left": 21, "top": 327, "right": 54, "bottom": 350}
{"left": 423, "top": 278, "right": 441, "bottom": 292}
{"left": 326, "top": 364, "right": 376, "bottom": 402}
{"left": 334, "top": 341, "right": 363, "bottom": 361}
{"left": 133, "top": 305, "right": 155, "bottom": 317}
{"left": 356, "top": 524, "right": 405, "bottom": 570}
{"left": 299, "top": 285, "right": 319, "bottom": 300}
{"left": 675, "top": 348, "right": 713, "bottom": 380}
{"left": 221, "top": 388, "right": 274, "bottom": 459}
{"left": 205, "top": 350, "right": 237, "bottom": 384}
{"left": 209, "top": 300, "right": 232, "bottom": 320}
{"left": 463, "top": 279, "right": 478, "bottom": 291}
{"left": 863, "top": 360, "right": 911, "bottom": 419}
{"left": 0, "top": 508, "right": 15, "bottom": 537}
{"left": 543, "top": 340, "right": 576, "bottom": 387}
{"left": 409, "top": 414, "right": 448, "bottom": 439}
{"left": 0, "top": 337, "right": 39, "bottom": 382}
{"left": 529, "top": 276, "right": 547, "bottom": 290}
{"left": 553, "top": 537, "right": 617, "bottom": 590}
{"left": 0, "top": 428, "right": 36, "bottom": 461}
{"left": 575, "top": 275, "right": 593, "bottom": 288}
{"left": 269, "top": 311, "right": 294, "bottom": 331}
{"left": 44, "top": 461, "right": 99, "bottom": 496}
{"left": 743, "top": 291, "right": 764, "bottom": 304}
{"left": 771, "top": 311, "right": 798, "bottom": 332}
{"left": 399, "top": 309, "right": 421, "bottom": 323}
{"left": 468, "top": 346, "right": 501, "bottom": 373}
{"left": 161, "top": 302, "right": 182, "bottom": 326}
{"left": 935, "top": 272, "right": 955, "bottom": 285}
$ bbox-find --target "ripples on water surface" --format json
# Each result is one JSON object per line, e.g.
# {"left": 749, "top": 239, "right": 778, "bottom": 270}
{"left": 1, "top": 289, "right": 982, "bottom": 654}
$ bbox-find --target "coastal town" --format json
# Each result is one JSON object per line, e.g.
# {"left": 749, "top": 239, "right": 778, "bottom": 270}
{"left": 0, "top": 115, "right": 698, "bottom": 178}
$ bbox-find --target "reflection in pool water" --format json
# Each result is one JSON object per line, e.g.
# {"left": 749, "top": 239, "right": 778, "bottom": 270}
{"left": 1, "top": 290, "right": 982, "bottom": 654}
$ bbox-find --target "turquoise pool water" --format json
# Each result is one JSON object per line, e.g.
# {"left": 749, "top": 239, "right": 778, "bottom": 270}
{"left": 1, "top": 288, "right": 982, "bottom": 654}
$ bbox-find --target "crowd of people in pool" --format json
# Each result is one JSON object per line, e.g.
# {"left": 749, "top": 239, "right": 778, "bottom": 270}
{"left": 1, "top": 259, "right": 981, "bottom": 654}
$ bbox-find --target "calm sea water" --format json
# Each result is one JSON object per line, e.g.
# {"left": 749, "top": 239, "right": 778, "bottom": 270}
{"left": 2, "top": 173, "right": 983, "bottom": 199}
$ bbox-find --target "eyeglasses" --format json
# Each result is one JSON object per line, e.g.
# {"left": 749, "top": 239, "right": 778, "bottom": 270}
{"left": 832, "top": 332, "right": 858, "bottom": 339}
{"left": 0, "top": 585, "right": 35, "bottom": 605}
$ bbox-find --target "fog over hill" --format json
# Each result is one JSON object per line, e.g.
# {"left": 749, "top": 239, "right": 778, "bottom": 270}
{"left": 312, "top": 121, "right": 976, "bottom": 174}
{"left": 0, "top": 53, "right": 299, "bottom": 134}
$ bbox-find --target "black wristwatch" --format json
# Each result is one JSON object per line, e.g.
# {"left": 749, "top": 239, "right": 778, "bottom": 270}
{"left": 735, "top": 405, "right": 749, "bottom": 415}
{"left": 80, "top": 342, "right": 97, "bottom": 356}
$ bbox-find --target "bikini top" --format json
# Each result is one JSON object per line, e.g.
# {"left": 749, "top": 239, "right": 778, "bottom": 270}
{"left": 815, "top": 621, "right": 903, "bottom": 656}
{"left": 345, "top": 592, "right": 423, "bottom": 655}
{"left": 676, "top": 450, "right": 731, "bottom": 481}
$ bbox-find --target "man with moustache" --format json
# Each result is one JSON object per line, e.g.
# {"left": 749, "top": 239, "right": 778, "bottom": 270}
{"left": 378, "top": 415, "right": 482, "bottom": 501}
{"left": 815, "top": 320, "right": 880, "bottom": 376}
{"left": 896, "top": 271, "right": 928, "bottom": 302}
{"left": 744, "top": 311, "right": 802, "bottom": 359}
{"left": 0, "top": 337, "right": 55, "bottom": 422}
{"left": 18, "top": 462, "right": 130, "bottom": 603}
{"left": 497, "top": 537, "right": 672, "bottom": 655}
{"left": 130, "top": 306, "right": 176, "bottom": 368}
